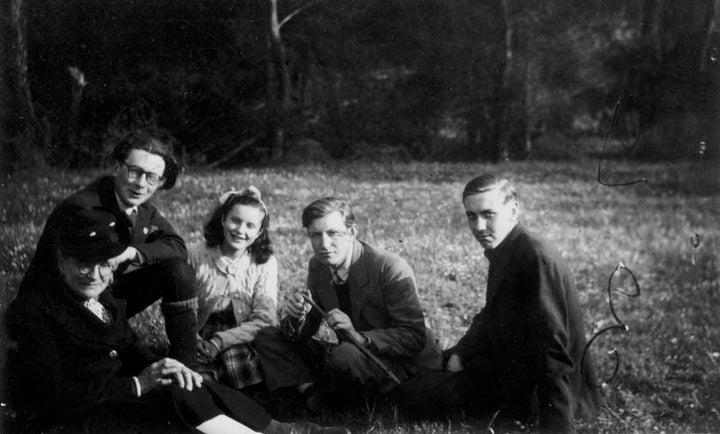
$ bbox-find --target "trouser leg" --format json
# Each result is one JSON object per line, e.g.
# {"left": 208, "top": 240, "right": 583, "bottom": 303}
{"left": 324, "top": 342, "right": 406, "bottom": 393}
{"left": 253, "top": 326, "right": 323, "bottom": 392}
{"left": 391, "top": 368, "right": 487, "bottom": 418}
{"left": 169, "top": 382, "right": 272, "bottom": 432}
{"left": 117, "top": 258, "right": 198, "bottom": 368}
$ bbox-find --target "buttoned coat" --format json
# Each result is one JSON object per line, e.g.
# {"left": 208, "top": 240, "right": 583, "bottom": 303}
{"left": 5, "top": 280, "right": 156, "bottom": 426}
{"left": 284, "top": 240, "right": 441, "bottom": 371}
{"left": 448, "top": 224, "right": 601, "bottom": 432}
{"left": 5, "top": 279, "right": 273, "bottom": 433}
{"left": 18, "top": 176, "right": 187, "bottom": 298}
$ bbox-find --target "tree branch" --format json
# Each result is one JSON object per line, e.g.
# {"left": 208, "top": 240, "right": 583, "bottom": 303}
{"left": 278, "top": 0, "right": 322, "bottom": 29}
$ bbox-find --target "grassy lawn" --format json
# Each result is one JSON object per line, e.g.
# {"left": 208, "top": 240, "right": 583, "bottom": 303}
{"left": 1, "top": 159, "right": 719, "bottom": 433}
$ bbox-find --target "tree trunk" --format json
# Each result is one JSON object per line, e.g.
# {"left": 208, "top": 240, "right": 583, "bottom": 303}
{"left": 66, "top": 66, "right": 86, "bottom": 167}
{"left": 522, "top": 58, "right": 534, "bottom": 158}
{"left": 10, "top": 0, "right": 39, "bottom": 149}
{"left": 266, "top": 0, "right": 292, "bottom": 160}
{"left": 699, "top": 0, "right": 718, "bottom": 72}
{"left": 489, "top": 0, "right": 511, "bottom": 162}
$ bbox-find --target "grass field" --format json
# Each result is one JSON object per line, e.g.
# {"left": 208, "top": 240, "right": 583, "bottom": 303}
{"left": 1, "top": 159, "right": 719, "bottom": 433}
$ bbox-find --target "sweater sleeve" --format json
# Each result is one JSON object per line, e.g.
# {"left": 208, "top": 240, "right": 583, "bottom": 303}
{"left": 215, "top": 256, "right": 280, "bottom": 348}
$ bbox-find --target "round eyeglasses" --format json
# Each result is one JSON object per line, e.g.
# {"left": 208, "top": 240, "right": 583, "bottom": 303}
{"left": 122, "top": 163, "right": 164, "bottom": 187}
{"left": 75, "top": 261, "right": 115, "bottom": 278}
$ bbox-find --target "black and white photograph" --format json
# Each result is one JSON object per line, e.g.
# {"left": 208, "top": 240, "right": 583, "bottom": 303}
{"left": 1, "top": 1, "right": 719, "bottom": 433}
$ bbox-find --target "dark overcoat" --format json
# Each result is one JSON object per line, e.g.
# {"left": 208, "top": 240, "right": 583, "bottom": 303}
{"left": 448, "top": 223, "right": 602, "bottom": 432}
{"left": 6, "top": 279, "right": 158, "bottom": 428}
{"left": 5, "top": 280, "right": 271, "bottom": 433}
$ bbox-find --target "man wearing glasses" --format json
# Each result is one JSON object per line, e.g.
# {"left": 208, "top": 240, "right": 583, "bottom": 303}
{"left": 16, "top": 129, "right": 198, "bottom": 368}
{"left": 254, "top": 197, "right": 441, "bottom": 412}
{"left": 393, "top": 174, "right": 601, "bottom": 434}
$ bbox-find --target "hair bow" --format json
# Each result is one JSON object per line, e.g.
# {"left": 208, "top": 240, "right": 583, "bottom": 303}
{"left": 218, "top": 186, "right": 263, "bottom": 205}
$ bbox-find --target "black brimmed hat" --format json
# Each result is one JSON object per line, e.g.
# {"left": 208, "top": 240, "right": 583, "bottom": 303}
{"left": 58, "top": 207, "right": 130, "bottom": 263}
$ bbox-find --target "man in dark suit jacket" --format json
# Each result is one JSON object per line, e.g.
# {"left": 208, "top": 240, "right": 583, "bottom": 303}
{"left": 16, "top": 130, "right": 198, "bottom": 367}
{"left": 393, "top": 174, "right": 601, "bottom": 434}
{"left": 255, "top": 197, "right": 441, "bottom": 410}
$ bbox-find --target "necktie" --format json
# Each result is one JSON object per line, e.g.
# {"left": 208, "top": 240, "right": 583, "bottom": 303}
{"left": 85, "top": 299, "right": 112, "bottom": 324}
{"left": 128, "top": 209, "right": 138, "bottom": 227}
{"left": 331, "top": 268, "right": 346, "bottom": 286}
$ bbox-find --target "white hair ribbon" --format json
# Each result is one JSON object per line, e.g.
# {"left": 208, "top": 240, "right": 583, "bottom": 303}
{"left": 218, "top": 186, "right": 266, "bottom": 213}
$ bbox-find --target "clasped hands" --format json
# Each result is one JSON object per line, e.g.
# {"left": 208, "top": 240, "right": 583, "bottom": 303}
{"left": 137, "top": 357, "right": 203, "bottom": 396}
{"left": 285, "top": 289, "right": 368, "bottom": 346}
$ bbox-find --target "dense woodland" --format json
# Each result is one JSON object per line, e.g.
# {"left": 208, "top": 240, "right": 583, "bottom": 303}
{"left": 1, "top": 0, "right": 719, "bottom": 170}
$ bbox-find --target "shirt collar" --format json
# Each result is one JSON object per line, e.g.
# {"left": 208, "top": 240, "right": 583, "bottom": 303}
{"left": 115, "top": 192, "right": 138, "bottom": 216}
{"left": 330, "top": 239, "right": 355, "bottom": 283}
{"left": 211, "top": 246, "right": 250, "bottom": 277}
{"left": 484, "top": 222, "right": 522, "bottom": 263}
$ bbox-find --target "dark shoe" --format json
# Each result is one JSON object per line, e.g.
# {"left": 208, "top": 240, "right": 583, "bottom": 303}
{"left": 288, "top": 422, "right": 351, "bottom": 434}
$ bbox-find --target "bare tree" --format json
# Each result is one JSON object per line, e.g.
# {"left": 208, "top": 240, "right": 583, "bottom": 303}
{"left": 265, "top": 0, "right": 319, "bottom": 160}
{"left": 10, "top": 0, "right": 47, "bottom": 163}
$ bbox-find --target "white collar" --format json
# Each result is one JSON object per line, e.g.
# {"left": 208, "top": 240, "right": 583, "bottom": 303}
{"left": 330, "top": 240, "right": 354, "bottom": 282}
{"left": 211, "top": 247, "right": 251, "bottom": 277}
{"left": 115, "top": 192, "right": 138, "bottom": 216}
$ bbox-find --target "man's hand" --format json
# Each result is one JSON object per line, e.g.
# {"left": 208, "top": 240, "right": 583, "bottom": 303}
{"left": 107, "top": 246, "right": 140, "bottom": 269}
{"left": 285, "top": 289, "right": 310, "bottom": 320}
{"left": 197, "top": 339, "right": 220, "bottom": 362}
{"left": 138, "top": 358, "right": 203, "bottom": 395}
{"left": 327, "top": 308, "right": 367, "bottom": 346}
{"left": 446, "top": 354, "right": 465, "bottom": 372}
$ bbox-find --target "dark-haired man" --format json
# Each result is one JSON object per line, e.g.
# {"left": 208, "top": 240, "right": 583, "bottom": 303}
{"left": 255, "top": 197, "right": 441, "bottom": 411}
{"left": 394, "top": 174, "right": 601, "bottom": 434}
{"left": 17, "top": 129, "right": 198, "bottom": 367}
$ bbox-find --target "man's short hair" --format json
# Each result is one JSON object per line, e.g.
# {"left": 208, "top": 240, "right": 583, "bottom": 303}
{"left": 110, "top": 129, "right": 179, "bottom": 190}
{"left": 462, "top": 174, "right": 517, "bottom": 203}
{"left": 302, "top": 197, "right": 356, "bottom": 229}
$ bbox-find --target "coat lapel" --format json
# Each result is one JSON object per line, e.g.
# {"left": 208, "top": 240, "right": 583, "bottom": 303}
{"left": 347, "top": 240, "right": 370, "bottom": 323}
{"left": 484, "top": 224, "right": 522, "bottom": 308}
{"left": 311, "top": 240, "right": 370, "bottom": 323}
{"left": 41, "top": 283, "right": 125, "bottom": 347}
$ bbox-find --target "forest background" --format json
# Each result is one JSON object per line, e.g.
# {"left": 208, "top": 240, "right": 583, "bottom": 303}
{"left": 1, "top": 0, "right": 719, "bottom": 168}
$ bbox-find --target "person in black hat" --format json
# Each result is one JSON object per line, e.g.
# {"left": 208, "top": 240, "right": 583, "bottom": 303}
{"left": 5, "top": 207, "right": 351, "bottom": 434}
{"left": 16, "top": 130, "right": 198, "bottom": 367}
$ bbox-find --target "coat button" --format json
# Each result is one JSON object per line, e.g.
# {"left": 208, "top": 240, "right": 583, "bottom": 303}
{"left": 109, "top": 350, "right": 118, "bottom": 360}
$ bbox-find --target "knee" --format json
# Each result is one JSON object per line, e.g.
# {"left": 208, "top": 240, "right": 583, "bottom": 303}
{"left": 158, "top": 258, "right": 195, "bottom": 300}
{"left": 325, "top": 342, "right": 363, "bottom": 372}
{"left": 253, "top": 326, "right": 282, "bottom": 349}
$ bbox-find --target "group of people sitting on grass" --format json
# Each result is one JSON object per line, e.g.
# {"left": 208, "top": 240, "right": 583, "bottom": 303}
{"left": 4, "top": 130, "right": 602, "bottom": 434}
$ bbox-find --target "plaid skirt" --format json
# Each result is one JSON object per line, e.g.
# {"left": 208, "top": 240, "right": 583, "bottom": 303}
{"left": 198, "top": 304, "right": 264, "bottom": 390}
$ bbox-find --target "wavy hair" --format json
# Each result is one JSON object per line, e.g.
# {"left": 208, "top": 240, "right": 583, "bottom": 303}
{"left": 462, "top": 173, "right": 517, "bottom": 204}
{"left": 203, "top": 194, "right": 273, "bottom": 264}
{"left": 301, "top": 197, "right": 356, "bottom": 229}
{"left": 110, "top": 129, "right": 179, "bottom": 190}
